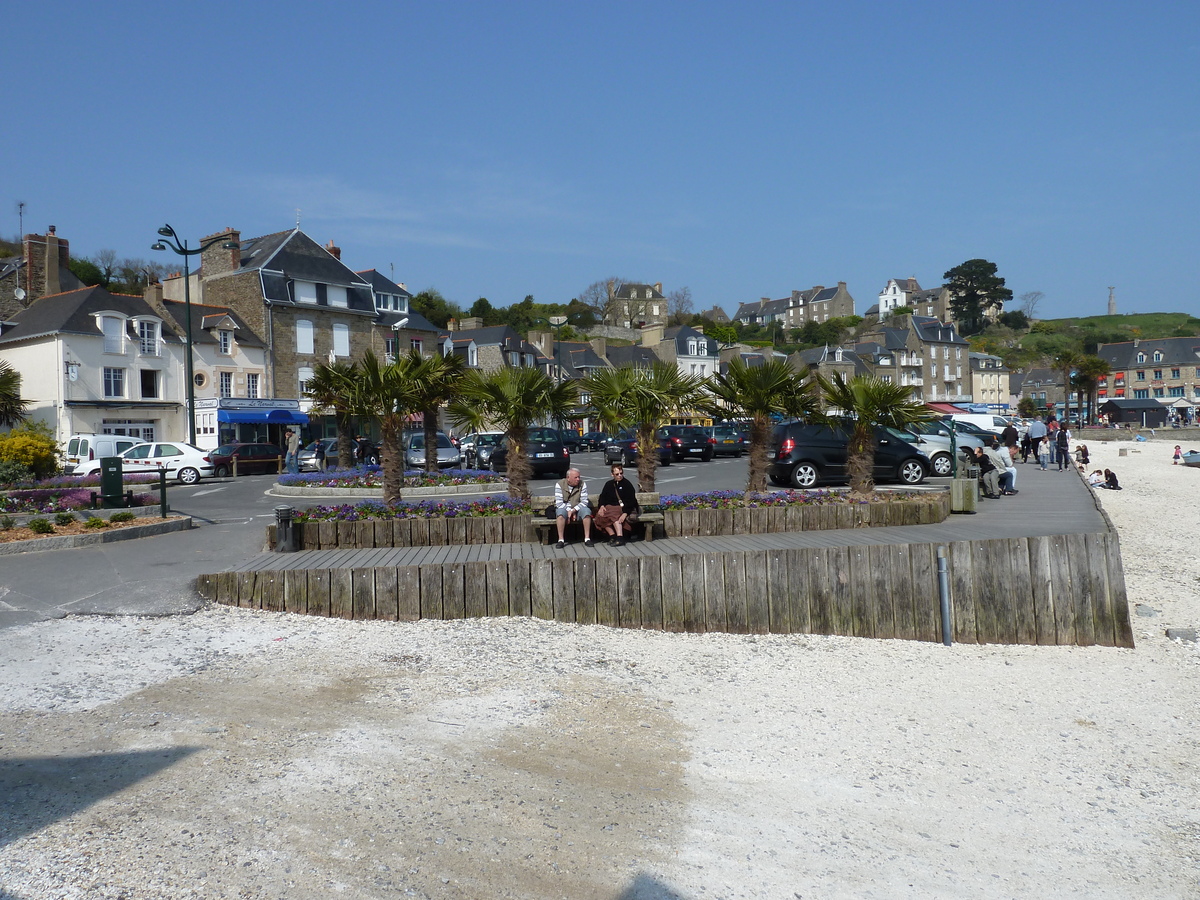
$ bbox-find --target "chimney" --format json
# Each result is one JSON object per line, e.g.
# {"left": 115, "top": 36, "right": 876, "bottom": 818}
{"left": 791, "top": 290, "right": 802, "bottom": 305}
{"left": 43, "top": 227, "right": 62, "bottom": 296}
{"left": 325, "top": 240, "right": 341, "bottom": 261}
{"left": 22, "top": 228, "right": 70, "bottom": 299}
{"left": 837, "top": 281, "right": 846, "bottom": 290}
{"left": 654, "top": 282, "right": 662, "bottom": 295}
{"left": 589, "top": 336, "right": 607, "bottom": 360}
{"left": 640, "top": 323, "right": 664, "bottom": 347}
{"left": 460, "top": 316, "right": 483, "bottom": 330}
{"left": 143, "top": 280, "right": 169, "bottom": 322}
{"left": 199, "top": 227, "right": 241, "bottom": 277}
{"left": 446, "top": 318, "right": 457, "bottom": 333}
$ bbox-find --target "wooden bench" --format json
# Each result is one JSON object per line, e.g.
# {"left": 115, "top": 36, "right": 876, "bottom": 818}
{"left": 530, "top": 492, "right": 663, "bottom": 544}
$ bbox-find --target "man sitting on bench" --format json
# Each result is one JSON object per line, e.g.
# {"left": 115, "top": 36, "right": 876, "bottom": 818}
{"left": 554, "top": 468, "right": 593, "bottom": 549}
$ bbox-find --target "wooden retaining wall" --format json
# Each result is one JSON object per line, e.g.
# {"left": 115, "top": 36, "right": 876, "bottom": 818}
{"left": 270, "top": 493, "right": 950, "bottom": 550}
{"left": 201, "top": 528, "right": 1132, "bottom": 647}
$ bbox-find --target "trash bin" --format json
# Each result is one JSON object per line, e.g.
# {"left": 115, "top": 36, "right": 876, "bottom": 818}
{"left": 98, "top": 457, "right": 124, "bottom": 508}
{"left": 950, "top": 476, "right": 978, "bottom": 513}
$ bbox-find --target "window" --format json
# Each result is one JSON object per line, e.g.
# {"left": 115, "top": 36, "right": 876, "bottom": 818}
{"left": 385, "top": 336, "right": 398, "bottom": 360}
{"left": 1153, "top": 351, "right": 1163, "bottom": 362}
{"left": 140, "top": 369, "right": 159, "bottom": 399}
{"left": 1134, "top": 389, "right": 1149, "bottom": 399}
{"left": 410, "top": 338, "right": 423, "bottom": 353}
{"left": 219, "top": 372, "right": 233, "bottom": 398}
{"left": 296, "top": 319, "right": 314, "bottom": 354}
{"left": 688, "top": 340, "right": 697, "bottom": 355}
{"left": 1136, "top": 370, "right": 1145, "bottom": 381}
{"left": 328, "top": 285, "right": 348, "bottom": 308}
{"left": 1136, "top": 352, "right": 1145, "bottom": 363}
{"left": 1154, "top": 369, "right": 1163, "bottom": 380}
{"left": 103, "top": 316, "right": 125, "bottom": 354}
{"left": 138, "top": 321, "right": 159, "bottom": 355}
{"left": 652, "top": 304, "right": 660, "bottom": 317}
{"left": 298, "top": 366, "right": 314, "bottom": 396}
{"left": 218, "top": 330, "right": 232, "bottom": 355}
{"left": 1169, "top": 386, "right": 1184, "bottom": 397}
{"left": 333, "top": 323, "right": 350, "bottom": 357}
{"left": 1171, "top": 368, "right": 1181, "bottom": 379}
{"left": 956, "top": 348, "right": 962, "bottom": 360}
{"left": 103, "top": 367, "right": 125, "bottom": 398}
{"left": 1153, "top": 387, "right": 1164, "bottom": 398}
{"left": 294, "top": 281, "right": 318, "bottom": 304}
{"left": 247, "top": 373, "right": 259, "bottom": 399}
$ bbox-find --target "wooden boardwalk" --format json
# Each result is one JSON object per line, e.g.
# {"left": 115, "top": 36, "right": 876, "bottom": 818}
{"left": 201, "top": 466, "right": 1131, "bottom": 647}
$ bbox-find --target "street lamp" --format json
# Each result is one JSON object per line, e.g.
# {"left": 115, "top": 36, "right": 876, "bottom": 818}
{"left": 151, "top": 225, "right": 239, "bottom": 445}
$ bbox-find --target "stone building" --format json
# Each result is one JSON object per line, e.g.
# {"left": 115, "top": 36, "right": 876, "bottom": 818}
{"left": 855, "top": 315, "right": 971, "bottom": 403}
{"left": 732, "top": 283, "right": 856, "bottom": 330}
{"left": 1097, "top": 337, "right": 1200, "bottom": 408}
{"left": 967, "top": 352, "right": 1011, "bottom": 410}
{"left": 166, "top": 228, "right": 378, "bottom": 418}
{"left": 604, "top": 282, "right": 668, "bottom": 328}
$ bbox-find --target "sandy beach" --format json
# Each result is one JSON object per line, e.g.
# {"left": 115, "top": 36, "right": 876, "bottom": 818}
{"left": 1, "top": 436, "right": 1197, "bottom": 899}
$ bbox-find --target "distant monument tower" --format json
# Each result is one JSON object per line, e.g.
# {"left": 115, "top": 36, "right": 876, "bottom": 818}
{"left": 1107, "top": 286, "right": 1116, "bottom": 316}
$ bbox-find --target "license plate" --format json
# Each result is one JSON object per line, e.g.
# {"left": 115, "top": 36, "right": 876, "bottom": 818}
{"left": 535, "top": 452, "right": 554, "bottom": 458}
{"left": 688, "top": 448, "right": 703, "bottom": 453}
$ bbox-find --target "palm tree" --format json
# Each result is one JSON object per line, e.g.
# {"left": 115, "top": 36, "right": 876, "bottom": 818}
{"left": 1053, "top": 349, "right": 1082, "bottom": 425}
{"left": 354, "top": 350, "right": 427, "bottom": 503}
{"left": 447, "top": 367, "right": 578, "bottom": 501}
{"left": 303, "top": 360, "right": 362, "bottom": 469}
{"left": 0, "top": 361, "right": 29, "bottom": 428}
{"left": 409, "top": 352, "right": 466, "bottom": 472}
{"left": 815, "top": 373, "right": 936, "bottom": 496}
{"left": 703, "top": 358, "right": 820, "bottom": 494}
{"left": 582, "top": 362, "right": 710, "bottom": 494}
{"left": 1073, "top": 355, "right": 1110, "bottom": 426}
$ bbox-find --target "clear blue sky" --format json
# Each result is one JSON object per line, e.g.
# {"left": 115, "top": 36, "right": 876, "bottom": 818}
{"left": 4, "top": 1, "right": 1197, "bottom": 320}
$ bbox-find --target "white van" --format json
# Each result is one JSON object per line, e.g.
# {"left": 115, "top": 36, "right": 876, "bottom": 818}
{"left": 64, "top": 434, "right": 148, "bottom": 476}
{"left": 947, "top": 413, "right": 1014, "bottom": 435}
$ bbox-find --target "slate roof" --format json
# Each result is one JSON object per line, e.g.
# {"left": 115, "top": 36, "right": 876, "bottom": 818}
{"left": 605, "top": 345, "right": 660, "bottom": 368}
{"left": 377, "top": 309, "right": 440, "bottom": 333}
{"left": 356, "top": 269, "right": 413, "bottom": 300}
{"left": 164, "top": 300, "right": 264, "bottom": 348}
{"left": 910, "top": 315, "right": 969, "bottom": 345}
{"left": 0, "top": 286, "right": 181, "bottom": 345}
{"left": 1099, "top": 398, "right": 1169, "bottom": 410}
{"left": 792, "top": 346, "right": 870, "bottom": 376}
{"left": 612, "top": 282, "right": 664, "bottom": 301}
{"left": 552, "top": 341, "right": 609, "bottom": 379}
{"left": 233, "top": 229, "right": 375, "bottom": 314}
{"left": 662, "top": 325, "right": 718, "bottom": 355}
{"left": 1097, "top": 337, "right": 1200, "bottom": 369}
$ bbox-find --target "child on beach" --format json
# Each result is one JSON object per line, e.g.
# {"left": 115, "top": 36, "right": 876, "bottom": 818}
{"left": 1087, "top": 469, "right": 1104, "bottom": 486}
{"left": 1174, "top": 445, "right": 1183, "bottom": 465}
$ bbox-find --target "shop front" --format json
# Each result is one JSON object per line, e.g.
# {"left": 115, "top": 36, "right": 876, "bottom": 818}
{"left": 195, "top": 398, "right": 311, "bottom": 450}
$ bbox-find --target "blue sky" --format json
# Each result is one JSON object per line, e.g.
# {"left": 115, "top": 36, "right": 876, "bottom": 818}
{"left": 4, "top": 1, "right": 1197, "bottom": 320}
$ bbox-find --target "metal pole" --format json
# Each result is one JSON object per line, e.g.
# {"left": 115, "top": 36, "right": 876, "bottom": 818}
{"left": 182, "top": 241, "right": 196, "bottom": 446}
{"left": 937, "top": 545, "right": 952, "bottom": 646}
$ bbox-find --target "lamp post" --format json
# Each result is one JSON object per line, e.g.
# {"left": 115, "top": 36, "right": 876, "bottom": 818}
{"left": 151, "top": 225, "right": 239, "bottom": 446}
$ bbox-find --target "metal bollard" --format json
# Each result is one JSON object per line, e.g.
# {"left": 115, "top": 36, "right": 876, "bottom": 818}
{"left": 274, "top": 505, "right": 297, "bottom": 552}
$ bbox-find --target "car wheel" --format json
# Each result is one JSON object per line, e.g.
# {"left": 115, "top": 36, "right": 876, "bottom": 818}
{"left": 930, "top": 452, "right": 953, "bottom": 477}
{"left": 790, "top": 462, "right": 819, "bottom": 489}
{"left": 214, "top": 464, "right": 230, "bottom": 478}
{"left": 661, "top": 456, "right": 671, "bottom": 466}
{"left": 735, "top": 450, "right": 744, "bottom": 458}
{"left": 701, "top": 449, "right": 714, "bottom": 462}
{"left": 619, "top": 451, "right": 628, "bottom": 466}
{"left": 899, "top": 459, "right": 927, "bottom": 485}
{"left": 769, "top": 473, "right": 787, "bottom": 486}
{"left": 177, "top": 467, "right": 200, "bottom": 485}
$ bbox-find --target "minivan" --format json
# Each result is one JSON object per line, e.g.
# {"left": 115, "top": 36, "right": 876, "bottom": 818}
{"left": 768, "top": 421, "right": 928, "bottom": 488}
{"left": 64, "top": 434, "right": 148, "bottom": 476}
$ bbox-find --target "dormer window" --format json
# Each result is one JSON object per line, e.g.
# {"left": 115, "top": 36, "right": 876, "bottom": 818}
{"left": 1136, "top": 351, "right": 1145, "bottom": 363}
{"left": 102, "top": 315, "right": 125, "bottom": 354}
{"left": 1153, "top": 351, "right": 1163, "bottom": 362}
{"left": 218, "top": 330, "right": 232, "bottom": 355}
{"left": 137, "top": 320, "right": 160, "bottom": 356}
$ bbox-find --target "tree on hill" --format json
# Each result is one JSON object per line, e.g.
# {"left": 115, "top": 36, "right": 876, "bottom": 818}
{"left": 943, "top": 259, "right": 1013, "bottom": 335}
{"left": 411, "top": 288, "right": 463, "bottom": 328}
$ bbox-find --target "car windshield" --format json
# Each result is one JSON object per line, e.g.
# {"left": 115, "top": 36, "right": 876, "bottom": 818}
{"left": 477, "top": 434, "right": 501, "bottom": 446}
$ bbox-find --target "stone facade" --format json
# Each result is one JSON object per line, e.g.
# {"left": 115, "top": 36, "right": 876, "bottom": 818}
{"left": 0, "top": 228, "right": 85, "bottom": 320}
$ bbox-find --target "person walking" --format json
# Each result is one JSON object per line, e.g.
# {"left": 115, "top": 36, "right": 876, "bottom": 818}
{"left": 314, "top": 439, "right": 327, "bottom": 472}
{"left": 1026, "top": 417, "right": 1048, "bottom": 465}
{"left": 284, "top": 428, "right": 300, "bottom": 474}
{"left": 1054, "top": 426, "right": 1070, "bottom": 471}
{"left": 1037, "top": 435, "right": 1051, "bottom": 470}
{"left": 1174, "top": 445, "right": 1183, "bottom": 465}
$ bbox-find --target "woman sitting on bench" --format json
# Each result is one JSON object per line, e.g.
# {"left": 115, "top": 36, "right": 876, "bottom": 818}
{"left": 592, "top": 464, "right": 640, "bottom": 546}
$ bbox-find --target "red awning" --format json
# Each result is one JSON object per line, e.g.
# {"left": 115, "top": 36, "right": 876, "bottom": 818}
{"left": 925, "top": 402, "right": 966, "bottom": 414}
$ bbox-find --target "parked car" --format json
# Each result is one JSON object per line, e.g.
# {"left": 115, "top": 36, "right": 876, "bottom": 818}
{"left": 658, "top": 424, "right": 716, "bottom": 462}
{"left": 945, "top": 418, "right": 1004, "bottom": 443}
{"left": 63, "top": 434, "right": 148, "bottom": 476}
{"left": 460, "top": 432, "right": 505, "bottom": 469}
{"left": 209, "top": 442, "right": 285, "bottom": 477}
{"left": 401, "top": 431, "right": 462, "bottom": 469}
{"left": 561, "top": 430, "right": 582, "bottom": 453}
{"left": 579, "top": 431, "right": 610, "bottom": 451}
{"left": 299, "top": 437, "right": 340, "bottom": 471}
{"left": 907, "top": 420, "right": 987, "bottom": 476}
{"left": 767, "top": 421, "right": 928, "bottom": 488}
{"left": 119, "top": 441, "right": 215, "bottom": 485}
{"left": 489, "top": 427, "right": 571, "bottom": 478}
{"left": 602, "top": 430, "right": 673, "bottom": 467}
{"left": 709, "top": 423, "right": 748, "bottom": 458}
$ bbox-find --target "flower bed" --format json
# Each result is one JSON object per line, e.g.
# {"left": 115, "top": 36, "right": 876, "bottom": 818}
{"left": 277, "top": 466, "right": 504, "bottom": 489}
{"left": 0, "top": 472, "right": 161, "bottom": 491}
{"left": 267, "top": 488, "right": 948, "bottom": 550}
{"left": 0, "top": 488, "right": 157, "bottom": 515}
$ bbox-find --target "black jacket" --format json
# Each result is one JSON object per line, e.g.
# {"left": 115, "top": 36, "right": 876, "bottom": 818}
{"left": 597, "top": 478, "right": 639, "bottom": 514}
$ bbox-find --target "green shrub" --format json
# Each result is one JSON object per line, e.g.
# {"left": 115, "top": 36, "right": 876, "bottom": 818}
{"left": 0, "top": 515, "right": 14, "bottom": 530}
{"left": 84, "top": 516, "right": 108, "bottom": 529}
{"left": 0, "top": 459, "right": 33, "bottom": 486}
{"left": 55, "top": 512, "right": 77, "bottom": 526}
{"left": 26, "top": 517, "right": 54, "bottom": 534}
{"left": 109, "top": 511, "right": 136, "bottom": 523}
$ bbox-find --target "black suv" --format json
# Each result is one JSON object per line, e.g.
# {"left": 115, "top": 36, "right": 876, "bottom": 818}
{"left": 658, "top": 425, "right": 716, "bottom": 462}
{"left": 768, "top": 422, "right": 928, "bottom": 488}
{"left": 489, "top": 426, "right": 571, "bottom": 478}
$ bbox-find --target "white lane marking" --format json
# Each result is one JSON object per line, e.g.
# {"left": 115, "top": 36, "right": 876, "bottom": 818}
{"left": 655, "top": 475, "right": 697, "bottom": 485}
{"left": 189, "top": 488, "right": 226, "bottom": 497}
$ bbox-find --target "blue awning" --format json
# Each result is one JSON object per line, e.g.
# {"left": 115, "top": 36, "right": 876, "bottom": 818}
{"left": 217, "top": 409, "right": 310, "bottom": 425}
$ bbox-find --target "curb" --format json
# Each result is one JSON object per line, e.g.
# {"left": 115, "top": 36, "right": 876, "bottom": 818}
{"left": 0, "top": 516, "right": 193, "bottom": 556}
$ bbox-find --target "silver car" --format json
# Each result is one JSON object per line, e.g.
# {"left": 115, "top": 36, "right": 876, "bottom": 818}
{"left": 902, "top": 422, "right": 987, "bottom": 476}
{"left": 403, "top": 432, "right": 462, "bottom": 469}
{"left": 460, "top": 431, "right": 504, "bottom": 468}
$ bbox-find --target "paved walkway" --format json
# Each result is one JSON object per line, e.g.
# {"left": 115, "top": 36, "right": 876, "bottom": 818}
{"left": 227, "top": 464, "right": 1110, "bottom": 573}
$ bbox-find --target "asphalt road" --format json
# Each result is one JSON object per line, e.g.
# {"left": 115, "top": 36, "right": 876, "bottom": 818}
{"left": 0, "top": 450, "right": 947, "bottom": 630}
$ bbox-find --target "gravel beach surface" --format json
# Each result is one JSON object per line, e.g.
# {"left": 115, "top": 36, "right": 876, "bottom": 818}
{"left": 1, "top": 437, "right": 1198, "bottom": 899}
